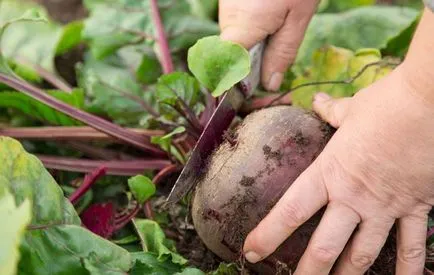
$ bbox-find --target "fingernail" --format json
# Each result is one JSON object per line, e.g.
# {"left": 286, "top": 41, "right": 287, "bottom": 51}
{"left": 245, "top": 251, "right": 262, "bottom": 263}
{"left": 314, "top": 92, "right": 331, "bottom": 102}
{"left": 267, "top": 72, "right": 283, "bottom": 91}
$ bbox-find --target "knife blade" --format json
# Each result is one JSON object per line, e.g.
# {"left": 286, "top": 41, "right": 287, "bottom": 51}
{"left": 165, "top": 41, "right": 265, "bottom": 204}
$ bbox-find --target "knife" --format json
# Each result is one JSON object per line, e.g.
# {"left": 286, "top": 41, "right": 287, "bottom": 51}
{"left": 165, "top": 40, "right": 266, "bottom": 204}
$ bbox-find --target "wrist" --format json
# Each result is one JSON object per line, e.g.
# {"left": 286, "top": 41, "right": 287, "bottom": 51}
{"left": 399, "top": 8, "right": 434, "bottom": 105}
{"left": 395, "top": 63, "right": 434, "bottom": 107}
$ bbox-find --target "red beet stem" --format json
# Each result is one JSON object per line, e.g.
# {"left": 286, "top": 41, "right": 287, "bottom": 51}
{"left": 114, "top": 203, "right": 141, "bottom": 230}
{"left": 150, "top": 0, "right": 174, "bottom": 74}
{"left": 69, "top": 166, "right": 107, "bottom": 204}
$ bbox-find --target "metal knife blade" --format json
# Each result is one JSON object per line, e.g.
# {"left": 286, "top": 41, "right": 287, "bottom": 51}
{"left": 165, "top": 41, "right": 265, "bottom": 204}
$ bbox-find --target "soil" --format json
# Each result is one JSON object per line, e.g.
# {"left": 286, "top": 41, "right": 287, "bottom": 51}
{"left": 152, "top": 196, "right": 223, "bottom": 272}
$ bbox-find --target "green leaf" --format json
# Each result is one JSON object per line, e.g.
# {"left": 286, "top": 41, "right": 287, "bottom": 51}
{"left": 383, "top": 13, "right": 421, "bottom": 57}
{"left": 187, "top": 0, "right": 218, "bottom": 20}
{"left": 157, "top": 72, "right": 200, "bottom": 107}
{"left": 0, "top": 89, "right": 85, "bottom": 126}
{"left": 20, "top": 226, "right": 132, "bottom": 275}
{"left": 295, "top": 6, "right": 419, "bottom": 69}
{"left": 151, "top": 126, "right": 185, "bottom": 162}
{"left": 0, "top": 2, "right": 47, "bottom": 75}
{"left": 177, "top": 268, "right": 206, "bottom": 275}
{"left": 0, "top": 137, "right": 132, "bottom": 274}
{"left": 56, "top": 20, "right": 84, "bottom": 55}
{"left": 291, "top": 46, "right": 394, "bottom": 109}
{"left": 83, "top": 0, "right": 218, "bottom": 59}
{"left": 130, "top": 252, "right": 185, "bottom": 275}
{"left": 0, "top": 0, "right": 62, "bottom": 76}
{"left": 136, "top": 54, "right": 162, "bottom": 85}
{"left": 0, "top": 188, "right": 31, "bottom": 275}
{"left": 128, "top": 175, "right": 156, "bottom": 204}
{"left": 318, "top": 0, "right": 375, "bottom": 13}
{"left": 78, "top": 52, "right": 153, "bottom": 126}
{"left": 188, "top": 35, "right": 251, "bottom": 97}
{"left": 83, "top": 252, "right": 129, "bottom": 275}
{"left": 208, "top": 263, "right": 239, "bottom": 275}
{"left": 112, "top": 235, "right": 139, "bottom": 245}
{"left": 61, "top": 185, "right": 93, "bottom": 215}
{"left": 133, "top": 219, "right": 188, "bottom": 265}
{"left": 0, "top": 0, "right": 85, "bottom": 83}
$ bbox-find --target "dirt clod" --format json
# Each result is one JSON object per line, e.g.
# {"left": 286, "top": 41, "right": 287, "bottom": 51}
{"left": 262, "top": 145, "right": 283, "bottom": 165}
{"left": 239, "top": 176, "right": 256, "bottom": 187}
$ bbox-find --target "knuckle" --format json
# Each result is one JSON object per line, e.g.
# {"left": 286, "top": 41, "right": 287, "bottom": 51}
{"left": 248, "top": 232, "right": 274, "bottom": 256}
{"left": 323, "top": 102, "right": 341, "bottom": 128}
{"left": 269, "top": 45, "right": 298, "bottom": 62}
{"left": 399, "top": 246, "right": 425, "bottom": 263}
{"left": 278, "top": 201, "right": 308, "bottom": 229}
{"left": 310, "top": 245, "right": 339, "bottom": 264}
{"left": 349, "top": 252, "right": 375, "bottom": 270}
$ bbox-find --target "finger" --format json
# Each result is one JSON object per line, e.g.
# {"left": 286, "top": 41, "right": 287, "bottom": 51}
{"left": 396, "top": 213, "right": 428, "bottom": 275}
{"left": 312, "top": 93, "right": 352, "bottom": 128}
{"left": 243, "top": 162, "right": 328, "bottom": 263}
{"left": 261, "top": 4, "right": 317, "bottom": 91}
{"left": 333, "top": 217, "right": 395, "bottom": 275}
{"left": 294, "top": 203, "right": 360, "bottom": 275}
{"left": 218, "top": 2, "right": 285, "bottom": 49}
{"left": 220, "top": 25, "right": 268, "bottom": 50}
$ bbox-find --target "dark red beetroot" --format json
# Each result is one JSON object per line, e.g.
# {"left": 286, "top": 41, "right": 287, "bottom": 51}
{"left": 191, "top": 106, "right": 396, "bottom": 274}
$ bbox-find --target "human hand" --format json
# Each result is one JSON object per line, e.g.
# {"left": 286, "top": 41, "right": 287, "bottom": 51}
{"left": 218, "top": 0, "right": 319, "bottom": 91}
{"left": 242, "top": 65, "right": 434, "bottom": 274}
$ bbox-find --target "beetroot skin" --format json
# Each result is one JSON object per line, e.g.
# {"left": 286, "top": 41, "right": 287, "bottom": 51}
{"left": 191, "top": 106, "right": 396, "bottom": 274}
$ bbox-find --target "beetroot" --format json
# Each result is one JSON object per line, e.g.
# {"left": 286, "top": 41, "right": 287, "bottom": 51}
{"left": 191, "top": 106, "right": 396, "bottom": 274}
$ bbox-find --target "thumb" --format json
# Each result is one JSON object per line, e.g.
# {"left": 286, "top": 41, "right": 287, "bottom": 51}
{"left": 312, "top": 93, "right": 352, "bottom": 128}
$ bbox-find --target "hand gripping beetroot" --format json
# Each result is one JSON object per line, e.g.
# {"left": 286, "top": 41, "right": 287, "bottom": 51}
{"left": 191, "top": 106, "right": 396, "bottom": 274}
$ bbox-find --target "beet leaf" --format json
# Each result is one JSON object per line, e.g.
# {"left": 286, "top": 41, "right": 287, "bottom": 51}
{"left": 187, "top": 36, "right": 251, "bottom": 97}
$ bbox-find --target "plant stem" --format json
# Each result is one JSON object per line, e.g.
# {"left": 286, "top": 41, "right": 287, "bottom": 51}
{"left": 200, "top": 92, "right": 216, "bottom": 126}
{"left": 178, "top": 100, "right": 204, "bottom": 133}
{"left": 114, "top": 203, "right": 140, "bottom": 230}
{"left": 0, "top": 126, "right": 164, "bottom": 142}
{"left": 38, "top": 155, "right": 171, "bottom": 175}
{"left": 143, "top": 202, "right": 154, "bottom": 219}
{"left": 152, "top": 164, "right": 179, "bottom": 186}
{"left": 160, "top": 82, "right": 204, "bottom": 135}
{"left": 150, "top": 0, "right": 174, "bottom": 74}
{"left": 15, "top": 57, "right": 73, "bottom": 93}
{"left": 63, "top": 141, "right": 135, "bottom": 160}
{"left": 69, "top": 166, "right": 107, "bottom": 204}
{"left": 267, "top": 60, "right": 401, "bottom": 106}
{"left": 0, "top": 73, "right": 165, "bottom": 156}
